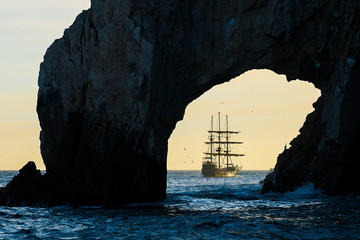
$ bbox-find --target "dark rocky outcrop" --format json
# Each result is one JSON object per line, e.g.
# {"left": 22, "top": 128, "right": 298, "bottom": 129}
{"left": 0, "top": 162, "right": 42, "bottom": 206}
{"left": 1, "top": 0, "right": 360, "bottom": 206}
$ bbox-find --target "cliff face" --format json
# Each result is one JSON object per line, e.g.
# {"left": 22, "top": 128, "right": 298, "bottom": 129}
{"left": 1, "top": 0, "right": 360, "bottom": 206}
{"left": 261, "top": 0, "right": 360, "bottom": 195}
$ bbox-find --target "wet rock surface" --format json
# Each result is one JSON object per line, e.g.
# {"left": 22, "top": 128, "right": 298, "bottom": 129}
{"left": 1, "top": 0, "right": 360, "bottom": 206}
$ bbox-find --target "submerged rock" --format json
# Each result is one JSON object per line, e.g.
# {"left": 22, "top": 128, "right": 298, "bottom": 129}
{"left": 1, "top": 0, "right": 360, "bottom": 206}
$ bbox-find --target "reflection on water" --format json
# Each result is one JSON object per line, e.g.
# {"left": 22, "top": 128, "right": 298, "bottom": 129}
{"left": 0, "top": 170, "right": 359, "bottom": 239}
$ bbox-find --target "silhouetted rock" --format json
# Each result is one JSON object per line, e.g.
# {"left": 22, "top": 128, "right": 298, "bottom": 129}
{"left": 1, "top": 0, "right": 360, "bottom": 206}
{"left": 0, "top": 161, "right": 42, "bottom": 206}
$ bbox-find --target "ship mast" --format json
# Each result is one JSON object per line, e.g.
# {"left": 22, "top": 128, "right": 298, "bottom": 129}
{"left": 218, "top": 112, "right": 221, "bottom": 168}
{"left": 226, "top": 115, "right": 229, "bottom": 168}
{"left": 210, "top": 115, "right": 213, "bottom": 162}
{"left": 202, "top": 113, "right": 245, "bottom": 177}
{"left": 203, "top": 113, "right": 245, "bottom": 161}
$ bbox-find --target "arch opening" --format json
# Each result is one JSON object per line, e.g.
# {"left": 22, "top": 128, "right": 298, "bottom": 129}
{"left": 2, "top": 0, "right": 360, "bottom": 207}
{"left": 167, "top": 69, "right": 321, "bottom": 171}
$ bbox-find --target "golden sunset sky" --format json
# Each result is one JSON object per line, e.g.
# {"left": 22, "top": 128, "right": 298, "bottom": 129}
{"left": 167, "top": 70, "right": 320, "bottom": 170}
{"left": 0, "top": 1, "right": 320, "bottom": 170}
{"left": 0, "top": 1, "right": 91, "bottom": 170}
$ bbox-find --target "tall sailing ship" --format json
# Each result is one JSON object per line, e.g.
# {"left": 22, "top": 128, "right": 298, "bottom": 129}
{"left": 202, "top": 112, "right": 244, "bottom": 177}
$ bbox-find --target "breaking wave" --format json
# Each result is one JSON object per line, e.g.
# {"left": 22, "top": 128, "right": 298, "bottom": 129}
{"left": 0, "top": 170, "right": 359, "bottom": 239}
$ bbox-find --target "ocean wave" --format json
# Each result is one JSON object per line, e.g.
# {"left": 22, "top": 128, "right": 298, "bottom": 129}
{"left": 262, "top": 183, "right": 327, "bottom": 202}
{"left": 284, "top": 183, "right": 326, "bottom": 198}
{"left": 1, "top": 171, "right": 359, "bottom": 239}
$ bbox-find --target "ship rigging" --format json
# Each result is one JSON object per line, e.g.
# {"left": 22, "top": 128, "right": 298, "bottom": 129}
{"left": 202, "top": 112, "right": 244, "bottom": 177}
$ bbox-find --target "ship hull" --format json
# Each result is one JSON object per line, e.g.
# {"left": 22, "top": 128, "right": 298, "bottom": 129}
{"left": 201, "top": 161, "right": 217, "bottom": 177}
{"left": 202, "top": 161, "right": 241, "bottom": 177}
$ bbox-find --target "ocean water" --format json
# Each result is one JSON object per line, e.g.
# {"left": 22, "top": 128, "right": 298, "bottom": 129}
{"left": 0, "top": 170, "right": 359, "bottom": 239}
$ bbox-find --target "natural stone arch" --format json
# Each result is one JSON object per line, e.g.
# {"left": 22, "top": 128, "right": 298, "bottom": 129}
{"left": 167, "top": 69, "right": 321, "bottom": 171}
{"left": 1, "top": 0, "right": 360, "bottom": 206}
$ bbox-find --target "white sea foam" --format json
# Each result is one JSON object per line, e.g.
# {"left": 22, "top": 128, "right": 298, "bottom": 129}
{"left": 283, "top": 183, "right": 325, "bottom": 199}
{"left": 1, "top": 170, "right": 359, "bottom": 239}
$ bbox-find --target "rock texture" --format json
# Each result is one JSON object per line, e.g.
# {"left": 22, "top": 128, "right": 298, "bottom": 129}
{"left": 0, "top": 162, "right": 42, "bottom": 206}
{"left": 1, "top": 0, "right": 360, "bottom": 206}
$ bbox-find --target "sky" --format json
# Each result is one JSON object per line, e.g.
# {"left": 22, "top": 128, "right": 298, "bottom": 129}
{"left": 0, "top": 1, "right": 91, "bottom": 170}
{"left": 167, "top": 71, "right": 320, "bottom": 170}
{"left": 0, "top": 1, "right": 320, "bottom": 170}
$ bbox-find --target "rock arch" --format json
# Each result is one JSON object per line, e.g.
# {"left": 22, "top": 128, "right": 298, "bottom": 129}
{"left": 2, "top": 0, "right": 360, "bottom": 206}
{"left": 167, "top": 69, "right": 320, "bottom": 171}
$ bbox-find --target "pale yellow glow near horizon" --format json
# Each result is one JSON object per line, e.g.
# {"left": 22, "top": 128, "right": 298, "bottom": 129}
{"left": 0, "top": 69, "right": 320, "bottom": 171}
{"left": 167, "top": 70, "right": 321, "bottom": 170}
{"left": 0, "top": 0, "right": 91, "bottom": 170}
{"left": 0, "top": 93, "right": 44, "bottom": 170}
{"left": 0, "top": 1, "right": 320, "bottom": 172}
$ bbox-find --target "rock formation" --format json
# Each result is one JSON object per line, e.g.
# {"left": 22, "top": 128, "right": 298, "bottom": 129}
{"left": 0, "top": 162, "right": 42, "bottom": 206}
{"left": 1, "top": 0, "right": 360, "bottom": 206}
